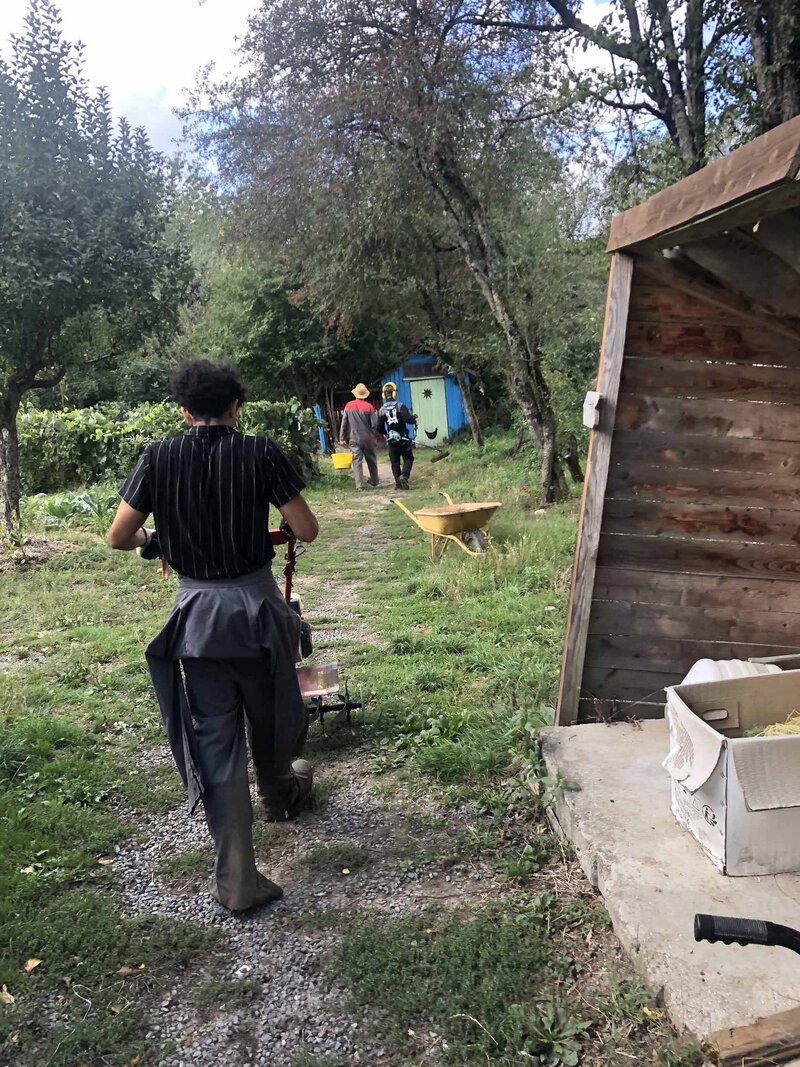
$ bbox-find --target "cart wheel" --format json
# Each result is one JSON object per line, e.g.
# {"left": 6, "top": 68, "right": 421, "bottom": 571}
{"left": 460, "top": 529, "right": 488, "bottom": 553}
{"left": 300, "top": 620, "right": 313, "bottom": 658}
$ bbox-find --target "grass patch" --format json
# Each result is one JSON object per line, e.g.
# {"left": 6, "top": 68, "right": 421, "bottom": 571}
{"left": 0, "top": 532, "right": 212, "bottom": 1064}
{"left": 337, "top": 903, "right": 584, "bottom": 1066}
{"left": 292, "top": 1054, "right": 346, "bottom": 1067}
{"left": 0, "top": 892, "right": 216, "bottom": 1066}
{"left": 194, "top": 978, "right": 261, "bottom": 1008}
{"left": 157, "top": 849, "right": 212, "bottom": 885}
{"left": 337, "top": 901, "right": 702, "bottom": 1066}
{"left": 309, "top": 771, "right": 342, "bottom": 812}
{"left": 303, "top": 842, "right": 370, "bottom": 871}
{"left": 252, "top": 820, "right": 285, "bottom": 854}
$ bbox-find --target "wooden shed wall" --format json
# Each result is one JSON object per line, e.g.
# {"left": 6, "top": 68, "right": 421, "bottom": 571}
{"left": 577, "top": 265, "right": 800, "bottom": 722}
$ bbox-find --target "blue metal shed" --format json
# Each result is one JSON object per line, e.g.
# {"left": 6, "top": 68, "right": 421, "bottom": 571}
{"left": 379, "top": 354, "right": 468, "bottom": 447}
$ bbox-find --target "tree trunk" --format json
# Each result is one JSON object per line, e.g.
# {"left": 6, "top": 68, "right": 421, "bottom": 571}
{"left": 0, "top": 394, "right": 22, "bottom": 547}
{"left": 457, "top": 243, "right": 567, "bottom": 499}
{"left": 324, "top": 388, "right": 338, "bottom": 451}
{"left": 563, "top": 433, "right": 584, "bottom": 485}
{"left": 419, "top": 161, "right": 567, "bottom": 500}
{"left": 502, "top": 349, "right": 567, "bottom": 503}
{"left": 741, "top": 0, "right": 800, "bottom": 130}
{"left": 454, "top": 368, "right": 483, "bottom": 447}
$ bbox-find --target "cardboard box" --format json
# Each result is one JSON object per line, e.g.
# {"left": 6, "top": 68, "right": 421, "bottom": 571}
{"left": 664, "top": 670, "right": 800, "bottom": 876}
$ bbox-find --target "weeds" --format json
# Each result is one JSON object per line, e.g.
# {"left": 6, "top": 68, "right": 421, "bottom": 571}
{"left": 497, "top": 836, "right": 556, "bottom": 881}
{"left": 337, "top": 904, "right": 580, "bottom": 1066}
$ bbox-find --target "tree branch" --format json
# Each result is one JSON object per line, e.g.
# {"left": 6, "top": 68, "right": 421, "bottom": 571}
{"left": 30, "top": 365, "right": 68, "bottom": 391}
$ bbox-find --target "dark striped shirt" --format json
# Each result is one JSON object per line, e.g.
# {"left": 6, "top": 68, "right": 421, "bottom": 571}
{"left": 119, "top": 426, "right": 306, "bottom": 579}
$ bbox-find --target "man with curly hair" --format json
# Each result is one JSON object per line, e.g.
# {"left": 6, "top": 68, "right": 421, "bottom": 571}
{"left": 107, "top": 360, "right": 319, "bottom": 912}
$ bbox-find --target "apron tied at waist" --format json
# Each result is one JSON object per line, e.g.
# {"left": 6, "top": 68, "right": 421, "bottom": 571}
{"left": 145, "top": 565, "right": 303, "bottom": 814}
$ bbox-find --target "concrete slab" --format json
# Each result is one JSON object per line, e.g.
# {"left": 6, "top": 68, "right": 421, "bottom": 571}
{"left": 540, "top": 722, "right": 800, "bottom": 1040}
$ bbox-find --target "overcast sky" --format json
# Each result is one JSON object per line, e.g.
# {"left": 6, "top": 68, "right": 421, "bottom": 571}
{"left": 0, "top": 0, "right": 260, "bottom": 154}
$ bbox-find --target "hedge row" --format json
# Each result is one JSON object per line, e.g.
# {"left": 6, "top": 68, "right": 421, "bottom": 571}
{"left": 19, "top": 400, "right": 320, "bottom": 494}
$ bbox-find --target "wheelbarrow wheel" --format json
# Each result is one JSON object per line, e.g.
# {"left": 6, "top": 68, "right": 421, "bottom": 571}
{"left": 460, "top": 529, "right": 488, "bottom": 553}
{"left": 300, "top": 620, "right": 313, "bottom": 658}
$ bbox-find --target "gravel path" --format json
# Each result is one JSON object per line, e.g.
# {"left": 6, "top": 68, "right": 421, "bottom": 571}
{"left": 115, "top": 468, "right": 499, "bottom": 1066}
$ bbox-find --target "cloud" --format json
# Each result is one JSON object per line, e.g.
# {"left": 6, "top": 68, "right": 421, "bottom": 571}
{"left": 0, "top": 0, "right": 258, "bottom": 153}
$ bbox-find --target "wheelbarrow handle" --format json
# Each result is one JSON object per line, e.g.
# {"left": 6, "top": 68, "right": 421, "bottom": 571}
{"left": 695, "top": 914, "right": 800, "bottom": 954}
{"left": 439, "top": 491, "right": 454, "bottom": 505}
{"left": 391, "top": 497, "right": 422, "bottom": 527}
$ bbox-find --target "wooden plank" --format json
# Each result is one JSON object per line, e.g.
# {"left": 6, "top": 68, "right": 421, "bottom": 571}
{"left": 588, "top": 598, "right": 800, "bottom": 646}
{"left": 622, "top": 356, "right": 800, "bottom": 404}
{"left": 603, "top": 498, "right": 800, "bottom": 546}
{"left": 616, "top": 394, "right": 800, "bottom": 443}
{"left": 597, "top": 532, "right": 800, "bottom": 580}
{"left": 709, "top": 1004, "right": 800, "bottom": 1066}
{"left": 625, "top": 318, "right": 800, "bottom": 364}
{"left": 628, "top": 284, "right": 745, "bottom": 326}
{"left": 584, "top": 634, "right": 800, "bottom": 672}
{"left": 635, "top": 254, "right": 800, "bottom": 344}
{"left": 581, "top": 666, "right": 681, "bottom": 702}
{"left": 632, "top": 181, "right": 800, "bottom": 254}
{"left": 556, "top": 253, "right": 634, "bottom": 726}
{"left": 606, "top": 463, "right": 800, "bottom": 509}
{"left": 607, "top": 116, "right": 800, "bottom": 252}
{"left": 577, "top": 697, "right": 665, "bottom": 723}
{"left": 611, "top": 431, "right": 800, "bottom": 478}
{"left": 594, "top": 566, "right": 800, "bottom": 615}
{"left": 681, "top": 231, "right": 800, "bottom": 319}
{"left": 746, "top": 210, "right": 800, "bottom": 274}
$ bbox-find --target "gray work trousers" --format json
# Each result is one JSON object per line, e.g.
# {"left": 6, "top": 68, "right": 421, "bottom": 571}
{"left": 181, "top": 656, "right": 303, "bottom": 911}
{"left": 351, "top": 440, "right": 379, "bottom": 488}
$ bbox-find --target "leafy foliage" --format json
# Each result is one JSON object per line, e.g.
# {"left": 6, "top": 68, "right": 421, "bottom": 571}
{"left": 0, "top": 0, "right": 196, "bottom": 533}
{"left": 182, "top": 256, "right": 397, "bottom": 405}
{"left": 18, "top": 399, "right": 319, "bottom": 493}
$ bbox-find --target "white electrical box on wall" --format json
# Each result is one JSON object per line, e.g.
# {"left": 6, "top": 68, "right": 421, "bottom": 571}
{"left": 583, "top": 390, "right": 602, "bottom": 429}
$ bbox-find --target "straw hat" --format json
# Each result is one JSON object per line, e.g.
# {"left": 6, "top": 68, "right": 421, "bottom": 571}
{"left": 351, "top": 383, "right": 370, "bottom": 399}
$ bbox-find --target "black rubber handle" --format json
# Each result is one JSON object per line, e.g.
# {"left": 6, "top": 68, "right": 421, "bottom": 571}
{"left": 695, "top": 914, "right": 800, "bottom": 955}
{"left": 695, "top": 914, "right": 770, "bottom": 947}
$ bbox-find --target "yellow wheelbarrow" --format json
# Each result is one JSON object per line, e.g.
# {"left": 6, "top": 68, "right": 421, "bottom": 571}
{"left": 392, "top": 492, "right": 502, "bottom": 558}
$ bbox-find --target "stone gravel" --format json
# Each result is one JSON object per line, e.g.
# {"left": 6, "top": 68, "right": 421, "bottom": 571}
{"left": 114, "top": 750, "right": 500, "bottom": 1066}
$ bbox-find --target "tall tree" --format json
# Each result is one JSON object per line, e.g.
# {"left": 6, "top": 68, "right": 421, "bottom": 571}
{"left": 472, "top": 0, "right": 800, "bottom": 175}
{"left": 0, "top": 1, "right": 195, "bottom": 541}
{"left": 191, "top": 0, "right": 587, "bottom": 500}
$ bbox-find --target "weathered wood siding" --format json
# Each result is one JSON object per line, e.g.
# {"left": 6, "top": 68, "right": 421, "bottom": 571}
{"left": 577, "top": 267, "right": 800, "bottom": 721}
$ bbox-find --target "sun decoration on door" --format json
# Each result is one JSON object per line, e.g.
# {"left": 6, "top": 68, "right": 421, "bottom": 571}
{"left": 423, "top": 388, "right": 433, "bottom": 399}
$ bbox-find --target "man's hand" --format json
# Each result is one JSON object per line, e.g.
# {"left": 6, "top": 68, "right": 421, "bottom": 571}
{"left": 137, "top": 529, "right": 162, "bottom": 560}
{"left": 338, "top": 439, "right": 348, "bottom": 447}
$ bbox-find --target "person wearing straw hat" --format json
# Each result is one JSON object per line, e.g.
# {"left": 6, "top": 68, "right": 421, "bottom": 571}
{"left": 339, "top": 383, "right": 380, "bottom": 490}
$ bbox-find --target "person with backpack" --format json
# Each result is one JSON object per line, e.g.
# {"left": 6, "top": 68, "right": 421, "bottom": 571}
{"left": 377, "top": 381, "right": 418, "bottom": 490}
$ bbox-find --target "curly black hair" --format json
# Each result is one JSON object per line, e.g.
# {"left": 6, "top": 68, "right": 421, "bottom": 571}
{"left": 169, "top": 360, "right": 247, "bottom": 419}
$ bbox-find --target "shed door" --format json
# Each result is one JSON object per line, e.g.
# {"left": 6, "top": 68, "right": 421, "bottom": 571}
{"left": 410, "top": 378, "right": 448, "bottom": 446}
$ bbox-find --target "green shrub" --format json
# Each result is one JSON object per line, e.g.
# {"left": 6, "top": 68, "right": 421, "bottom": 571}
{"left": 18, "top": 399, "right": 319, "bottom": 493}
